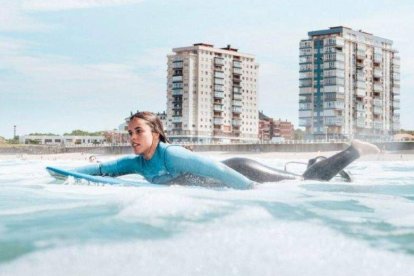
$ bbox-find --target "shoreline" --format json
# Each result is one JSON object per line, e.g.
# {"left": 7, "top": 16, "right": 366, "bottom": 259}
{"left": 1, "top": 150, "right": 413, "bottom": 161}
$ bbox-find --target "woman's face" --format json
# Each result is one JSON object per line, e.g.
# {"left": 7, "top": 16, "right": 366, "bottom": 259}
{"left": 127, "top": 118, "right": 158, "bottom": 155}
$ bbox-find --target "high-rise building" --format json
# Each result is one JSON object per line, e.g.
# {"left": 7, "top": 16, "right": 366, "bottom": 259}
{"left": 299, "top": 26, "right": 400, "bottom": 139}
{"left": 166, "top": 43, "right": 259, "bottom": 143}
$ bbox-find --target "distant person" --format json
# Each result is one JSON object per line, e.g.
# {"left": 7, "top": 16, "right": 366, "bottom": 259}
{"left": 88, "top": 155, "right": 97, "bottom": 163}
{"left": 70, "top": 112, "right": 380, "bottom": 189}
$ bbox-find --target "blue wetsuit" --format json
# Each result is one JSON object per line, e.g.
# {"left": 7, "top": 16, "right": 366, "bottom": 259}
{"left": 75, "top": 142, "right": 254, "bottom": 189}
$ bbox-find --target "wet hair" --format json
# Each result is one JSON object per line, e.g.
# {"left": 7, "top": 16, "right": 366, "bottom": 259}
{"left": 129, "top": 111, "right": 170, "bottom": 143}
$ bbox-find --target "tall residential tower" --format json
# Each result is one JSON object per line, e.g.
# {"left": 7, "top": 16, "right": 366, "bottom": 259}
{"left": 299, "top": 26, "right": 400, "bottom": 139}
{"left": 166, "top": 43, "right": 259, "bottom": 143}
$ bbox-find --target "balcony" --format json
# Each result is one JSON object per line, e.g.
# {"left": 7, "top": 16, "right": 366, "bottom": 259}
{"left": 172, "top": 75, "right": 183, "bottom": 82}
{"left": 172, "top": 82, "right": 183, "bottom": 89}
{"left": 373, "top": 106, "right": 382, "bottom": 115}
{"left": 233, "top": 86, "right": 242, "bottom": 94}
{"left": 355, "top": 81, "right": 365, "bottom": 89}
{"left": 393, "top": 87, "right": 400, "bottom": 95}
{"left": 172, "top": 116, "right": 182, "bottom": 123}
{"left": 233, "top": 67, "right": 242, "bottom": 75}
{"left": 356, "top": 88, "right": 365, "bottom": 97}
{"left": 323, "top": 101, "right": 344, "bottom": 109}
{"left": 213, "top": 118, "right": 223, "bottom": 125}
{"left": 233, "top": 76, "right": 241, "bottom": 83}
{"left": 214, "top": 57, "right": 224, "bottom": 66}
{"left": 232, "top": 119, "right": 242, "bottom": 126}
{"left": 393, "top": 115, "right": 400, "bottom": 123}
{"left": 214, "top": 71, "right": 225, "bottom": 79}
{"left": 393, "top": 73, "right": 400, "bottom": 81}
{"left": 356, "top": 50, "right": 365, "bottom": 59}
{"left": 324, "top": 53, "right": 344, "bottom": 62}
{"left": 299, "top": 110, "right": 312, "bottom": 118}
{"left": 324, "top": 61, "right": 345, "bottom": 70}
{"left": 373, "top": 121, "right": 383, "bottom": 130}
{"left": 233, "top": 60, "right": 242, "bottom": 68}
{"left": 325, "top": 117, "right": 343, "bottom": 126}
{"left": 393, "top": 100, "right": 400, "bottom": 109}
{"left": 172, "top": 61, "right": 183, "bottom": 69}
{"left": 233, "top": 93, "right": 242, "bottom": 100}
{"left": 299, "top": 118, "right": 312, "bottom": 127}
{"left": 374, "top": 54, "right": 382, "bottom": 64}
{"left": 373, "top": 69, "right": 382, "bottom": 78}
{"left": 215, "top": 78, "right": 224, "bottom": 85}
{"left": 393, "top": 57, "right": 400, "bottom": 66}
{"left": 356, "top": 104, "right": 364, "bottom": 112}
{"left": 373, "top": 98, "right": 382, "bottom": 107}
{"left": 214, "top": 91, "right": 224, "bottom": 99}
{"left": 356, "top": 119, "right": 365, "bottom": 128}
{"left": 172, "top": 89, "right": 183, "bottom": 96}
{"left": 232, "top": 106, "right": 242, "bottom": 113}
{"left": 373, "top": 84, "right": 383, "bottom": 92}
{"left": 214, "top": 84, "right": 224, "bottom": 92}
{"left": 213, "top": 104, "right": 223, "bottom": 112}
{"left": 232, "top": 100, "right": 242, "bottom": 107}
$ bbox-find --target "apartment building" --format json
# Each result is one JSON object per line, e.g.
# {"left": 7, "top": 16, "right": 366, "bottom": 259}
{"left": 259, "top": 111, "right": 295, "bottom": 141}
{"left": 299, "top": 26, "right": 400, "bottom": 139}
{"left": 166, "top": 43, "right": 259, "bottom": 143}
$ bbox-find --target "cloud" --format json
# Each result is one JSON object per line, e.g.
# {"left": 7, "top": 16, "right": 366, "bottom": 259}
{"left": 0, "top": 2, "right": 48, "bottom": 32}
{"left": 22, "top": 0, "right": 145, "bottom": 12}
{"left": 0, "top": 37, "right": 167, "bottom": 136}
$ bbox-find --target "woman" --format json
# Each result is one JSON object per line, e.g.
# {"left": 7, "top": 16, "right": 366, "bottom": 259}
{"left": 74, "top": 111, "right": 379, "bottom": 189}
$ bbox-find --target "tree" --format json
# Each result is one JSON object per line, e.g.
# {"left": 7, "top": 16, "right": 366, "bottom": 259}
{"left": 63, "top": 130, "right": 104, "bottom": 136}
{"left": 294, "top": 128, "right": 305, "bottom": 140}
{"left": 29, "top": 133, "right": 59, "bottom": 136}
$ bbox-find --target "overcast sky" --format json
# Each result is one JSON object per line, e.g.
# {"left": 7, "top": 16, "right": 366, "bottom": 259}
{"left": 0, "top": 0, "right": 413, "bottom": 138}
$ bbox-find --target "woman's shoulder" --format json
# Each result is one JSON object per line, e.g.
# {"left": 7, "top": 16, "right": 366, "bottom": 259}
{"left": 116, "top": 154, "right": 142, "bottom": 162}
{"left": 162, "top": 143, "right": 191, "bottom": 156}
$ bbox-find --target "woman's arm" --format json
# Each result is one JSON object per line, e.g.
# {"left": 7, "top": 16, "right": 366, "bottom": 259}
{"left": 164, "top": 146, "right": 254, "bottom": 189}
{"left": 73, "top": 156, "right": 142, "bottom": 177}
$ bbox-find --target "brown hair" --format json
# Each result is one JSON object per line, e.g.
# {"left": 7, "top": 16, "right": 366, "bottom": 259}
{"left": 129, "top": 111, "right": 170, "bottom": 143}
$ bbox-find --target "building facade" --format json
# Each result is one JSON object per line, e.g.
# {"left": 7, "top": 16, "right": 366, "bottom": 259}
{"left": 19, "top": 135, "right": 106, "bottom": 145}
{"left": 166, "top": 43, "right": 259, "bottom": 143}
{"left": 299, "top": 26, "right": 400, "bottom": 139}
{"left": 259, "top": 111, "right": 295, "bottom": 142}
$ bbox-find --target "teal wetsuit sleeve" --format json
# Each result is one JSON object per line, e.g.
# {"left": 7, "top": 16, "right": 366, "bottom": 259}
{"left": 73, "top": 156, "right": 142, "bottom": 177}
{"left": 164, "top": 146, "right": 254, "bottom": 189}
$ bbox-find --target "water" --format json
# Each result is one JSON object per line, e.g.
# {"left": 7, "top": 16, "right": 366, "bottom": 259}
{"left": 0, "top": 155, "right": 414, "bottom": 275}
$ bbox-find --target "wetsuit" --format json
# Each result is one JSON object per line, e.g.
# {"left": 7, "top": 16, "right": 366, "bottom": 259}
{"left": 75, "top": 142, "right": 360, "bottom": 189}
{"left": 75, "top": 142, "right": 255, "bottom": 189}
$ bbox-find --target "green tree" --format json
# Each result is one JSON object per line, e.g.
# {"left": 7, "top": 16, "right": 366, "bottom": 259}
{"left": 29, "top": 133, "right": 59, "bottom": 136}
{"left": 63, "top": 130, "right": 104, "bottom": 136}
{"left": 294, "top": 128, "right": 305, "bottom": 140}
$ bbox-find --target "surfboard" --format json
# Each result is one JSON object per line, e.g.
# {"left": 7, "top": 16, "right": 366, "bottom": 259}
{"left": 46, "top": 166, "right": 148, "bottom": 186}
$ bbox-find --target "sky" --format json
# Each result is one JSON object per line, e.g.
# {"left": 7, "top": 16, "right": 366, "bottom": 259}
{"left": 0, "top": 0, "right": 413, "bottom": 138}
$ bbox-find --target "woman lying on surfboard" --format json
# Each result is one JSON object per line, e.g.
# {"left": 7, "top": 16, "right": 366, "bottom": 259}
{"left": 71, "top": 111, "right": 380, "bottom": 189}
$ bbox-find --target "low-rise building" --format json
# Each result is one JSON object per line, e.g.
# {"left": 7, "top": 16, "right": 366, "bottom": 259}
{"left": 19, "top": 135, "right": 106, "bottom": 145}
{"left": 258, "top": 111, "right": 295, "bottom": 141}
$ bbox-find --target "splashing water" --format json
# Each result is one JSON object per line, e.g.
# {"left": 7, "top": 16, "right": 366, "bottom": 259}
{"left": 0, "top": 155, "right": 414, "bottom": 275}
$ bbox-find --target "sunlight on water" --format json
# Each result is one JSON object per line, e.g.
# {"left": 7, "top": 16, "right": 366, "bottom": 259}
{"left": 0, "top": 155, "right": 414, "bottom": 275}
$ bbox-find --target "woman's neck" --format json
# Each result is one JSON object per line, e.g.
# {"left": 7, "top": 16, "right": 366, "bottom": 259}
{"left": 143, "top": 139, "right": 159, "bottom": 160}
